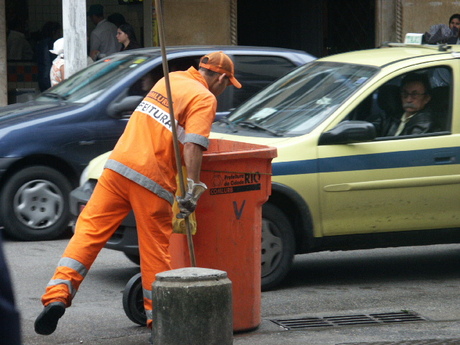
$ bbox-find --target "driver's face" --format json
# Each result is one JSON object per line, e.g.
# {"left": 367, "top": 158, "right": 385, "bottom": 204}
{"left": 400, "top": 81, "right": 431, "bottom": 116}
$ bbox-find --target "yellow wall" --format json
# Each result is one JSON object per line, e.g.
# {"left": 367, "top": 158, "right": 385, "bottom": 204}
{"left": 163, "top": 0, "right": 233, "bottom": 45}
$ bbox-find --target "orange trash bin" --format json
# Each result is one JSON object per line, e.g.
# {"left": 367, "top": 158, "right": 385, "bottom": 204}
{"left": 169, "top": 138, "right": 277, "bottom": 332}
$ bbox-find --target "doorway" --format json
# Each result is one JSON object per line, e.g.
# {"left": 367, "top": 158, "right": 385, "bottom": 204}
{"left": 237, "top": 0, "right": 376, "bottom": 58}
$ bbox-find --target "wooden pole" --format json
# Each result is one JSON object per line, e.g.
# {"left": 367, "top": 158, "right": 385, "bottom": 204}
{"left": 154, "top": 0, "right": 196, "bottom": 267}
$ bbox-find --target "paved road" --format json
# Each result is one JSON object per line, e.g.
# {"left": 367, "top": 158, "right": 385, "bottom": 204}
{"left": 5, "top": 236, "right": 460, "bottom": 344}
{"left": 5, "top": 236, "right": 146, "bottom": 344}
{"left": 235, "top": 244, "right": 460, "bottom": 344}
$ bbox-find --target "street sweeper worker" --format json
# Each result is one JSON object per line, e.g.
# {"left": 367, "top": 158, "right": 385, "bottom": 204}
{"left": 34, "top": 51, "right": 242, "bottom": 336}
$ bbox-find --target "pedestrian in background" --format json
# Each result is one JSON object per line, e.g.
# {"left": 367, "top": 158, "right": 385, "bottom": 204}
{"left": 49, "top": 38, "right": 65, "bottom": 87}
{"left": 7, "top": 16, "right": 34, "bottom": 61}
{"left": 448, "top": 13, "right": 460, "bottom": 43}
{"left": 87, "top": 4, "right": 120, "bottom": 60}
{"left": 117, "top": 23, "right": 142, "bottom": 51}
{"left": 424, "top": 13, "right": 460, "bottom": 44}
{"left": 34, "top": 51, "right": 241, "bottom": 339}
{"left": 36, "top": 21, "right": 62, "bottom": 91}
{"left": 108, "top": 13, "right": 126, "bottom": 28}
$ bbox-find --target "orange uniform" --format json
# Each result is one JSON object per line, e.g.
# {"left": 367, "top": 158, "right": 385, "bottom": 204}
{"left": 41, "top": 66, "right": 217, "bottom": 326}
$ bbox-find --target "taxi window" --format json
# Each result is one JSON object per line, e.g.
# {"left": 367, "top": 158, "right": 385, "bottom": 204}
{"left": 350, "top": 66, "right": 452, "bottom": 138}
{"left": 222, "top": 61, "right": 376, "bottom": 136}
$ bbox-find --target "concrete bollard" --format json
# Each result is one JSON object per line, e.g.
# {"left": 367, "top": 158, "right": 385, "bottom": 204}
{"left": 152, "top": 267, "right": 233, "bottom": 345}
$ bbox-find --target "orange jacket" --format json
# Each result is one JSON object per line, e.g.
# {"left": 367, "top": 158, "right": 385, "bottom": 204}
{"left": 106, "top": 67, "right": 217, "bottom": 203}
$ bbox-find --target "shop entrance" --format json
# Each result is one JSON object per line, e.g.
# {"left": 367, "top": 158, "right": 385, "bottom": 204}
{"left": 237, "top": 0, "right": 376, "bottom": 57}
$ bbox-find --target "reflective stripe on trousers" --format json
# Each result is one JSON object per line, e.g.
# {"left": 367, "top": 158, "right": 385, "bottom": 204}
{"left": 46, "top": 257, "right": 89, "bottom": 298}
{"left": 41, "top": 169, "right": 174, "bottom": 327}
{"left": 144, "top": 285, "right": 153, "bottom": 322}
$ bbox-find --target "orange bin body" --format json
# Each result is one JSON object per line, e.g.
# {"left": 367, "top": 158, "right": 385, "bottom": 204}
{"left": 169, "top": 139, "right": 277, "bottom": 332}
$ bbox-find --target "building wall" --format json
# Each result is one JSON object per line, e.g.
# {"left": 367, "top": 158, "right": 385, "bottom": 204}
{"left": 376, "top": 0, "right": 397, "bottom": 45}
{"left": 4, "top": 0, "right": 460, "bottom": 105}
{"left": 163, "top": 0, "right": 234, "bottom": 45}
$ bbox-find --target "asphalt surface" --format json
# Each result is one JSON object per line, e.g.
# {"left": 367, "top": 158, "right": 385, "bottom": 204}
{"left": 6, "top": 237, "right": 460, "bottom": 345}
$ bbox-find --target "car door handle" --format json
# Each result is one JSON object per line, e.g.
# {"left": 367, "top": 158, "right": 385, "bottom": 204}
{"left": 434, "top": 156, "right": 455, "bottom": 164}
{"left": 79, "top": 140, "right": 96, "bottom": 146}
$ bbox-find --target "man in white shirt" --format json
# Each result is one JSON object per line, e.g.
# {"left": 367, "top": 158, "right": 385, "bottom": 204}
{"left": 87, "top": 4, "right": 120, "bottom": 61}
{"left": 7, "top": 18, "right": 34, "bottom": 61}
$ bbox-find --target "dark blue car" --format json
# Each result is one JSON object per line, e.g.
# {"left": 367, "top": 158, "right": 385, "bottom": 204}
{"left": 0, "top": 46, "right": 314, "bottom": 241}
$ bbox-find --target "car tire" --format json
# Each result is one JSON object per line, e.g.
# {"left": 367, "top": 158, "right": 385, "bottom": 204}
{"left": 0, "top": 166, "right": 72, "bottom": 241}
{"left": 122, "top": 272, "right": 147, "bottom": 326}
{"left": 261, "top": 203, "right": 295, "bottom": 291}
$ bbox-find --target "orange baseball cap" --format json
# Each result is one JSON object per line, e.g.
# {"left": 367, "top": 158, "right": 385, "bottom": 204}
{"left": 199, "top": 51, "right": 242, "bottom": 88}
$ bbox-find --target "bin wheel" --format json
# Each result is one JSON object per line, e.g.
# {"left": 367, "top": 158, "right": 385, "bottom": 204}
{"left": 122, "top": 273, "right": 147, "bottom": 326}
{"left": 261, "top": 203, "right": 295, "bottom": 291}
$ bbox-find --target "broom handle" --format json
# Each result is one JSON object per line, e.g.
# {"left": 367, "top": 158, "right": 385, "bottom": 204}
{"left": 154, "top": 0, "right": 196, "bottom": 267}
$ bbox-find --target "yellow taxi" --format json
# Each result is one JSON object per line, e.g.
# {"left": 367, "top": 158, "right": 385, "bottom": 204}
{"left": 73, "top": 43, "right": 460, "bottom": 291}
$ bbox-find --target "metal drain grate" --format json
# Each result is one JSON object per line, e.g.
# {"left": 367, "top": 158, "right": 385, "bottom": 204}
{"left": 338, "top": 339, "right": 460, "bottom": 345}
{"left": 271, "top": 311, "right": 426, "bottom": 330}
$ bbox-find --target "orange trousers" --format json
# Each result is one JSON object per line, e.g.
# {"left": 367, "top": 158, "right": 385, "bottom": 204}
{"left": 41, "top": 169, "right": 173, "bottom": 327}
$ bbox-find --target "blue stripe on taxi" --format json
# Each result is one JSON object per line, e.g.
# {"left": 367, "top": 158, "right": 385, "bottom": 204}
{"left": 273, "top": 146, "right": 460, "bottom": 176}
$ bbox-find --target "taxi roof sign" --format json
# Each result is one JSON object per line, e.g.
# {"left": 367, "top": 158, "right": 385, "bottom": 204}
{"left": 405, "top": 33, "right": 424, "bottom": 45}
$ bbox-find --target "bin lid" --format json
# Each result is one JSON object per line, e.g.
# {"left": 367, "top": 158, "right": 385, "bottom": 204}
{"left": 204, "top": 139, "right": 277, "bottom": 161}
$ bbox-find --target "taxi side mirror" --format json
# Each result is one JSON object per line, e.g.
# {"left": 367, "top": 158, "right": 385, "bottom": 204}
{"left": 319, "top": 121, "right": 376, "bottom": 145}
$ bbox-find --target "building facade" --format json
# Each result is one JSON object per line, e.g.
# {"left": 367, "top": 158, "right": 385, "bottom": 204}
{"left": 1, "top": 0, "right": 460, "bottom": 106}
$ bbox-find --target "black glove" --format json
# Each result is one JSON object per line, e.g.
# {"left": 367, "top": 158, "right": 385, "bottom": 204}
{"left": 176, "top": 178, "right": 207, "bottom": 218}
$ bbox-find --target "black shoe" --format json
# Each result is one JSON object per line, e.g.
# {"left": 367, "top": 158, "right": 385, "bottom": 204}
{"left": 34, "top": 302, "right": 66, "bottom": 335}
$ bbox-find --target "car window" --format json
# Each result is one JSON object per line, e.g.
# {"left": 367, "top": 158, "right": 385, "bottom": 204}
{"left": 217, "top": 55, "right": 300, "bottom": 112}
{"left": 36, "top": 54, "right": 154, "bottom": 103}
{"left": 347, "top": 66, "right": 452, "bottom": 139}
{"left": 222, "top": 61, "right": 377, "bottom": 136}
{"left": 127, "top": 56, "right": 199, "bottom": 98}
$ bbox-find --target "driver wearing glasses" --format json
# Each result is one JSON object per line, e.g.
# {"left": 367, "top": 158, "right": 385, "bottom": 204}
{"left": 384, "top": 73, "right": 435, "bottom": 136}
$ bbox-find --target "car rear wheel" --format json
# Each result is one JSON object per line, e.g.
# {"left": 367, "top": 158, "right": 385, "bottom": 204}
{"left": 0, "top": 166, "right": 72, "bottom": 241}
{"left": 261, "top": 203, "right": 295, "bottom": 291}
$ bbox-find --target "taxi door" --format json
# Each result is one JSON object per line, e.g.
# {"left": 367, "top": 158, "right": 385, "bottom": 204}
{"left": 316, "top": 65, "right": 460, "bottom": 236}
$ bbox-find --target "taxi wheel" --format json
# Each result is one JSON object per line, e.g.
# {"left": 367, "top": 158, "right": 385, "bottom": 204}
{"left": 122, "top": 272, "right": 147, "bottom": 326}
{"left": 0, "top": 166, "right": 72, "bottom": 241}
{"left": 261, "top": 203, "right": 295, "bottom": 291}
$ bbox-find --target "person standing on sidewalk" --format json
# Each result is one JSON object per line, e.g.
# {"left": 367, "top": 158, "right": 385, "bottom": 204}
{"left": 49, "top": 38, "right": 65, "bottom": 87}
{"left": 34, "top": 51, "right": 241, "bottom": 336}
{"left": 87, "top": 4, "right": 120, "bottom": 60}
{"left": 117, "top": 23, "right": 142, "bottom": 51}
